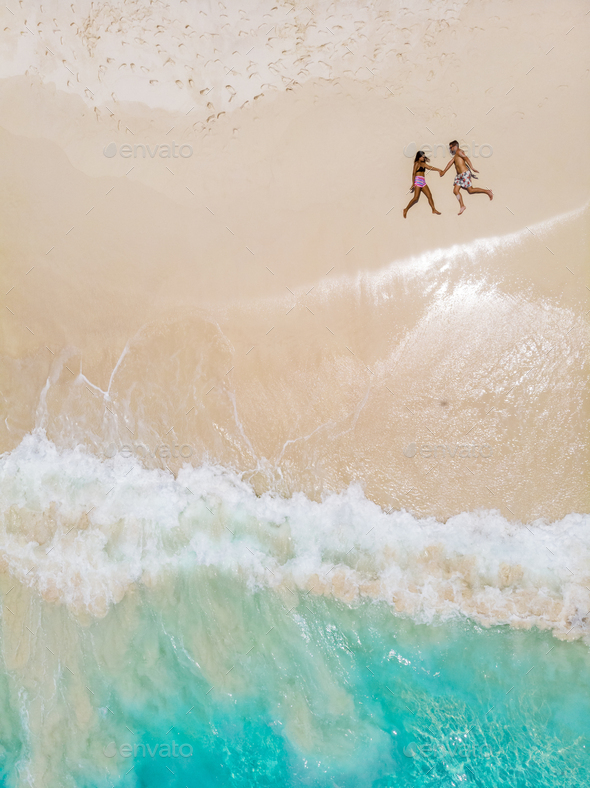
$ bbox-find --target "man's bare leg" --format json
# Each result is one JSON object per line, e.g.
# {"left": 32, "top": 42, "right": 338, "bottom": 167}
{"left": 403, "top": 189, "right": 421, "bottom": 218}
{"left": 454, "top": 184, "right": 466, "bottom": 215}
{"left": 423, "top": 185, "right": 441, "bottom": 215}
{"left": 467, "top": 186, "right": 493, "bottom": 200}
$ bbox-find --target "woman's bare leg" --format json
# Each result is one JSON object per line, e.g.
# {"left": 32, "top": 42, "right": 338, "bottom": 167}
{"left": 423, "top": 185, "right": 441, "bottom": 214}
{"left": 403, "top": 188, "right": 421, "bottom": 218}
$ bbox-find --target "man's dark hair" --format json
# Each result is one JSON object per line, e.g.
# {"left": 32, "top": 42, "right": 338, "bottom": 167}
{"left": 449, "top": 140, "right": 459, "bottom": 147}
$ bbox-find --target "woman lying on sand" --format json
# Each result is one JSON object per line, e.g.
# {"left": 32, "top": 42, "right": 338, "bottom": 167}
{"left": 403, "top": 151, "right": 443, "bottom": 218}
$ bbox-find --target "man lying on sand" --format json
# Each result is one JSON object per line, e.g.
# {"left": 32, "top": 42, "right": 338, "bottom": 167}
{"left": 440, "top": 140, "right": 493, "bottom": 215}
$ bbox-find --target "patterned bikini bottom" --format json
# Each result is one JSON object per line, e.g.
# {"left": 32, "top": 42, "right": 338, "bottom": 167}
{"left": 414, "top": 176, "right": 426, "bottom": 188}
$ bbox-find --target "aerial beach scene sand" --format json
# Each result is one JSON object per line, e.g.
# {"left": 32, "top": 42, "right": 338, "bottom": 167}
{"left": 0, "top": 0, "right": 589, "bottom": 785}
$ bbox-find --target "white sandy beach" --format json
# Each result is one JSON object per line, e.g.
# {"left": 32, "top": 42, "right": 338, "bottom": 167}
{"left": 1, "top": 0, "right": 588, "bottom": 518}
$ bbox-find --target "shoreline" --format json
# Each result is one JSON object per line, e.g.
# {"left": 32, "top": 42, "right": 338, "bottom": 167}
{"left": 1, "top": 431, "right": 589, "bottom": 638}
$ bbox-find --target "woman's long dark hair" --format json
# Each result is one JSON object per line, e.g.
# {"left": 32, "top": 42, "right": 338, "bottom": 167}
{"left": 414, "top": 150, "right": 430, "bottom": 163}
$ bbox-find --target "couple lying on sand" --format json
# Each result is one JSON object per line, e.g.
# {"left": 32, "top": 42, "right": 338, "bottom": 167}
{"left": 403, "top": 140, "right": 493, "bottom": 217}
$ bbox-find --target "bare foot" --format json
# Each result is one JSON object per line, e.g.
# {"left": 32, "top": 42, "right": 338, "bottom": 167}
{"left": 488, "top": 190, "right": 494, "bottom": 200}
{"left": 458, "top": 205, "right": 466, "bottom": 215}
{"left": 403, "top": 208, "right": 408, "bottom": 218}
{"left": 432, "top": 209, "right": 441, "bottom": 215}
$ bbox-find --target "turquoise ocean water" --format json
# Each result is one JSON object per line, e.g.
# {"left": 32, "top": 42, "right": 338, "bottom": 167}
{"left": 0, "top": 436, "right": 589, "bottom": 787}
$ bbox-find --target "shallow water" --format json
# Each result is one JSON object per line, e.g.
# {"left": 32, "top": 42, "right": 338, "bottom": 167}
{"left": 2, "top": 572, "right": 589, "bottom": 787}
{"left": 1, "top": 438, "right": 589, "bottom": 786}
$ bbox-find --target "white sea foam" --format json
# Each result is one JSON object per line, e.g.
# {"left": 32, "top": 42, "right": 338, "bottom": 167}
{"left": 1, "top": 432, "right": 588, "bottom": 639}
